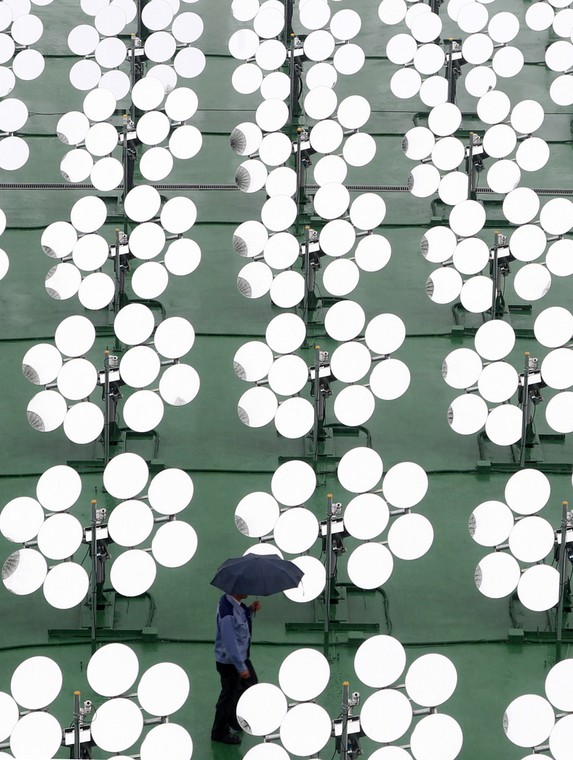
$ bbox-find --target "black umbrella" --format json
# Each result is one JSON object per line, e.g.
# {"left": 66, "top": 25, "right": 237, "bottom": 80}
{"left": 211, "top": 553, "right": 304, "bottom": 596}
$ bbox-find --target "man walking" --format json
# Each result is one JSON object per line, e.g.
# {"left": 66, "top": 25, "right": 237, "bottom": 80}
{"left": 211, "top": 592, "right": 261, "bottom": 745}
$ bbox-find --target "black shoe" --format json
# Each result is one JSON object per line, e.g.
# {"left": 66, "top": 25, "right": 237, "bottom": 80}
{"left": 211, "top": 730, "right": 241, "bottom": 745}
{"left": 230, "top": 721, "right": 244, "bottom": 733}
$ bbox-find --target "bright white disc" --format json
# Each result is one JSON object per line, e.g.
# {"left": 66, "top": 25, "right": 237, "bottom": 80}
{"left": 485, "top": 404, "right": 522, "bottom": 446}
{"left": 271, "top": 460, "right": 316, "bottom": 506}
{"left": 517, "top": 565, "right": 560, "bottom": 612}
{"left": 279, "top": 703, "right": 332, "bottom": 757}
{"left": 354, "top": 634, "right": 406, "bottom": 688}
{"left": 347, "top": 543, "right": 394, "bottom": 589}
{"left": 337, "top": 446, "right": 383, "bottom": 493}
{"left": 360, "top": 689, "right": 412, "bottom": 742}
{"left": 11, "top": 656, "right": 62, "bottom": 709}
{"left": 505, "top": 469, "right": 550, "bottom": 515}
{"left": 410, "top": 714, "right": 463, "bottom": 760}
{"left": 405, "top": 653, "right": 457, "bottom": 707}
{"left": 237, "top": 683, "right": 288, "bottom": 736}
{"left": 283, "top": 555, "right": 326, "bottom": 602}
{"left": 43, "top": 562, "right": 89, "bottom": 609}
{"left": 469, "top": 500, "right": 514, "bottom": 547}
{"left": 279, "top": 648, "right": 330, "bottom": 702}
{"left": 87, "top": 643, "right": 139, "bottom": 697}
{"left": 475, "top": 551, "right": 520, "bottom": 598}
{"left": 388, "top": 513, "right": 434, "bottom": 560}
{"left": 138, "top": 662, "right": 190, "bottom": 716}
{"left": 110, "top": 549, "right": 157, "bottom": 597}
{"left": 90, "top": 697, "right": 144, "bottom": 752}
{"left": 447, "top": 394, "right": 488, "bottom": 435}
{"left": 103, "top": 452, "right": 149, "bottom": 500}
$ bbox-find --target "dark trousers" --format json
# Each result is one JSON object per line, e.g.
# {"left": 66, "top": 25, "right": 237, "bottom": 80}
{"left": 212, "top": 658, "right": 258, "bottom": 736}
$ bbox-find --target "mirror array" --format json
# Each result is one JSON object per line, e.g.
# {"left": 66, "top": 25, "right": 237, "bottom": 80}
{"left": 0, "top": 455, "right": 198, "bottom": 607}
{"left": 0, "top": 643, "right": 192, "bottom": 759}
{"left": 380, "top": 0, "right": 573, "bottom": 459}
{"left": 469, "top": 469, "right": 560, "bottom": 611}
{"left": 235, "top": 452, "right": 434, "bottom": 600}
{"left": 504, "top": 657, "right": 573, "bottom": 759}
{"left": 229, "top": 1, "right": 413, "bottom": 441}
{"left": 229, "top": 1, "right": 435, "bottom": 610}
{"left": 42, "top": 187, "right": 201, "bottom": 304}
{"left": 443, "top": 305, "right": 573, "bottom": 444}
{"left": 243, "top": 455, "right": 431, "bottom": 607}
{"left": 23, "top": 304, "right": 199, "bottom": 441}
{"left": 380, "top": 2, "right": 525, "bottom": 106}
{"left": 26, "top": 0, "right": 205, "bottom": 443}
{"left": 234, "top": 307, "right": 411, "bottom": 435}
{"left": 421, "top": 189, "right": 573, "bottom": 314}
{"left": 236, "top": 636, "right": 462, "bottom": 760}
{"left": 67, "top": 0, "right": 205, "bottom": 99}
{"left": 0, "top": 0, "right": 50, "bottom": 170}
{"left": 337, "top": 448, "right": 433, "bottom": 590}
{"left": 4, "top": 0, "right": 571, "bottom": 757}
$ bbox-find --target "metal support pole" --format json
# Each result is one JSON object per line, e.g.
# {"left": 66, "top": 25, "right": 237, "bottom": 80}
{"left": 323, "top": 493, "right": 333, "bottom": 659}
{"left": 122, "top": 121, "right": 130, "bottom": 216}
{"left": 103, "top": 350, "right": 111, "bottom": 466}
{"left": 556, "top": 500, "right": 569, "bottom": 663}
{"left": 136, "top": 0, "right": 144, "bottom": 40}
{"left": 312, "top": 345, "right": 321, "bottom": 463}
{"left": 295, "top": 129, "right": 304, "bottom": 214}
{"left": 303, "top": 226, "right": 314, "bottom": 326}
{"left": 288, "top": 35, "right": 297, "bottom": 126}
{"left": 467, "top": 132, "right": 476, "bottom": 200}
{"left": 129, "top": 37, "right": 137, "bottom": 124}
{"left": 490, "top": 242, "right": 498, "bottom": 321}
{"left": 519, "top": 352, "right": 530, "bottom": 468}
{"left": 113, "top": 229, "right": 122, "bottom": 313}
{"left": 340, "top": 681, "right": 350, "bottom": 760}
{"left": 72, "top": 690, "right": 81, "bottom": 760}
{"left": 283, "top": 0, "right": 294, "bottom": 44}
{"left": 446, "top": 41, "right": 455, "bottom": 104}
{"left": 90, "top": 500, "right": 98, "bottom": 654}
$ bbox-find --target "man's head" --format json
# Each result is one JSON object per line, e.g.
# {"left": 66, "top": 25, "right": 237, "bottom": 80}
{"left": 231, "top": 593, "right": 248, "bottom": 601}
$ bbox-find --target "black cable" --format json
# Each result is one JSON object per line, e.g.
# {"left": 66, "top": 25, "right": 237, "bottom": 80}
{"left": 378, "top": 588, "right": 392, "bottom": 634}
{"left": 508, "top": 592, "right": 519, "bottom": 629}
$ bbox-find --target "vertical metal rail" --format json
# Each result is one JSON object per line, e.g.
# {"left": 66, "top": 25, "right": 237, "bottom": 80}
{"left": 283, "top": 0, "right": 294, "bottom": 45}
{"left": 90, "top": 499, "right": 98, "bottom": 654}
{"left": 303, "top": 226, "right": 314, "bottom": 328}
{"left": 340, "top": 681, "right": 350, "bottom": 760}
{"left": 136, "top": 0, "right": 144, "bottom": 41}
{"left": 467, "top": 133, "right": 476, "bottom": 200}
{"left": 295, "top": 129, "right": 304, "bottom": 215}
{"left": 103, "top": 350, "right": 111, "bottom": 466}
{"left": 556, "top": 500, "right": 569, "bottom": 663}
{"left": 113, "top": 229, "right": 121, "bottom": 313}
{"left": 129, "top": 36, "right": 137, "bottom": 125}
{"left": 324, "top": 493, "right": 333, "bottom": 659}
{"left": 446, "top": 40, "right": 455, "bottom": 104}
{"left": 312, "top": 345, "right": 321, "bottom": 463}
{"left": 121, "top": 120, "right": 130, "bottom": 224}
{"left": 490, "top": 239, "right": 498, "bottom": 321}
{"left": 519, "top": 352, "right": 530, "bottom": 469}
{"left": 288, "top": 35, "right": 297, "bottom": 128}
{"left": 72, "top": 690, "right": 81, "bottom": 760}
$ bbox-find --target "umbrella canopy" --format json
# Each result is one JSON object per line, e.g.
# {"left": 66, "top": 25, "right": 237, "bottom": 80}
{"left": 211, "top": 553, "right": 304, "bottom": 596}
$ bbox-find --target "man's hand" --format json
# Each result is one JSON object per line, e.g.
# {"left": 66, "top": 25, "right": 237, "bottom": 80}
{"left": 250, "top": 601, "right": 261, "bottom": 613}
{"left": 239, "top": 669, "right": 251, "bottom": 679}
